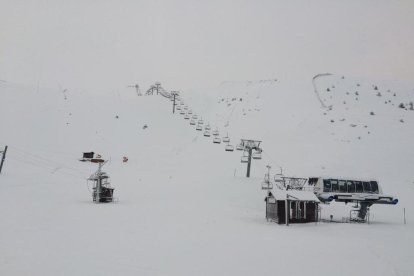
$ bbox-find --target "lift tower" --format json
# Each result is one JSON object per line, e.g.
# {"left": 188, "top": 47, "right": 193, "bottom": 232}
{"left": 239, "top": 139, "right": 262, "bottom": 177}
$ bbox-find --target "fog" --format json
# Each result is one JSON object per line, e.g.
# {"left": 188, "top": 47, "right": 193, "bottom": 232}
{"left": 1, "top": 0, "right": 413, "bottom": 92}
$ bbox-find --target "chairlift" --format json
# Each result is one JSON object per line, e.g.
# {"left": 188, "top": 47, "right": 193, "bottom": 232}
{"left": 184, "top": 115, "right": 190, "bottom": 120}
{"left": 196, "top": 125, "right": 203, "bottom": 131}
{"left": 225, "top": 144, "right": 234, "bottom": 152}
{"left": 241, "top": 151, "right": 249, "bottom": 163}
{"left": 236, "top": 143, "right": 244, "bottom": 150}
{"left": 223, "top": 134, "right": 230, "bottom": 143}
{"left": 261, "top": 182, "right": 273, "bottom": 190}
{"left": 204, "top": 131, "right": 211, "bottom": 137}
{"left": 184, "top": 106, "right": 188, "bottom": 110}
{"left": 190, "top": 120, "right": 196, "bottom": 125}
{"left": 213, "top": 137, "right": 221, "bottom": 144}
{"left": 176, "top": 106, "right": 181, "bottom": 110}
{"left": 252, "top": 149, "right": 262, "bottom": 159}
{"left": 212, "top": 129, "right": 219, "bottom": 136}
{"left": 192, "top": 115, "right": 198, "bottom": 119}
{"left": 188, "top": 110, "right": 193, "bottom": 114}
{"left": 180, "top": 110, "right": 185, "bottom": 115}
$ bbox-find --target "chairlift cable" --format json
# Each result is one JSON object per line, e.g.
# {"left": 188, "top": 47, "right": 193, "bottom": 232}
{"left": 6, "top": 144, "right": 87, "bottom": 173}
{"left": 262, "top": 151, "right": 284, "bottom": 173}
{"left": 8, "top": 155, "right": 85, "bottom": 180}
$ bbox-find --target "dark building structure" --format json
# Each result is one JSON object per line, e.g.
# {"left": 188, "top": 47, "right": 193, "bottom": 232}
{"left": 266, "top": 190, "right": 320, "bottom": 225}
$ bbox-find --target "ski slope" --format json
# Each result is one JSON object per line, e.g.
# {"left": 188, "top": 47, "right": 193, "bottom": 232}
{"left": 1, "top": 77, "right": 413, "bottom": 275}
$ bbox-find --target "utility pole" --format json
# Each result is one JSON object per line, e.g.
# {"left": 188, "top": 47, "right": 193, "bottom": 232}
{"left": 0, "top": 145, "right": 7, "bottom": 174}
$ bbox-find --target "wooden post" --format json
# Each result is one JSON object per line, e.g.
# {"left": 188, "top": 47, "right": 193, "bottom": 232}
{"left": 404, "top": 208, "right": 406, "bottom": 225}
{"left": 0, "top": 145, "right": 8, "bottom": 174}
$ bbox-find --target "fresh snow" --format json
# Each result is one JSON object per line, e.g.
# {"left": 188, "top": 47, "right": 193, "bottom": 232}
{"left": 1, "top": 76, "right": 413, "bottom": 275}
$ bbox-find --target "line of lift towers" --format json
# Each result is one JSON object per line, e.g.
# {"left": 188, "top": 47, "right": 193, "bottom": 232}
{"left": 131, "top": 82, "right": 264, "bottom": 178}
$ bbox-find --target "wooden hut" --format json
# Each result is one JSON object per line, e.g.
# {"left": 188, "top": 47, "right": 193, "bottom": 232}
{"left": 265, "top": 190, "right": 320, "bottom": 225}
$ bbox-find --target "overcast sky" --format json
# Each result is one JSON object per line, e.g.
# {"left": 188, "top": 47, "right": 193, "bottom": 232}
{"left": 1, "top": 0, "right": 413, "bottom": 92}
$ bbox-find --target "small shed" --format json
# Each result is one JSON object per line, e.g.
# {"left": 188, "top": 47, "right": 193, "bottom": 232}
{"left": 265, "top": 190, "right": 320, "bottom": 225}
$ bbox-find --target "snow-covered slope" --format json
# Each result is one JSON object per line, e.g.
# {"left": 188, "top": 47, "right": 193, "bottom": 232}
{"left": 1, "top": 77, "right": 413, "bottom": 275}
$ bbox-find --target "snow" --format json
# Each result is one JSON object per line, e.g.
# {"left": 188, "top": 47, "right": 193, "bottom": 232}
{"left": 271, "top": 189, "right": 320, "bottom": 202}
{"left": 1, "top": 75, "right": 414, "bottom": 275}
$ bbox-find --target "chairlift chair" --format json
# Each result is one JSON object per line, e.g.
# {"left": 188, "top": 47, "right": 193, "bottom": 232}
{"left": 223, "top": 135, "right": 230, "bottom": 143}
{"left": 192, "top": 115, "right": 198, "bottom": 119}
{"left": 176, "top": 106, "right": 181, "bottom": 110}
{"left": 188, "top": 110, "right": 192, "bottom": 114}
{"left": 190, "top": 120, "right": 196, "bottom": 125}
{"left": 184, "top": 106, "right": 188, "bottom": 110}
{"left": 252, "top": 148, "right": 262, "bottom": 159}
{"left": 204, "top": 130, "right": 211, "bottom": 137}
{"left": 261, "top": 181, "right": 273, "bottom": 190}
{"left": 184, "top": 114, "right": 190, "bottom": 120}
{"left": 212, "top": 129, "right": 219, "bottom": 136}
{"left": 236, "top": 143, "right": 244, "bottom": 150}
{"left": 240, "top": 151, "right": 249, "bottom": 163}
{"left": 196, "top": 125, "right": 203, "bottom": 131}
{"left": 213, "top": 137, "right": 221, "bottom": 144}
{"left": 180, "top": 110, "right": 185, "bottom": 115}
{"left": 225, "top": 144, "right": 234, "bottom": 152}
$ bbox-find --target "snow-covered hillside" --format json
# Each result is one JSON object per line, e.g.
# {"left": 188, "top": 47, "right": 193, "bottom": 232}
{"left": 1, "top": 77, "right": 413, "bottom": 275}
